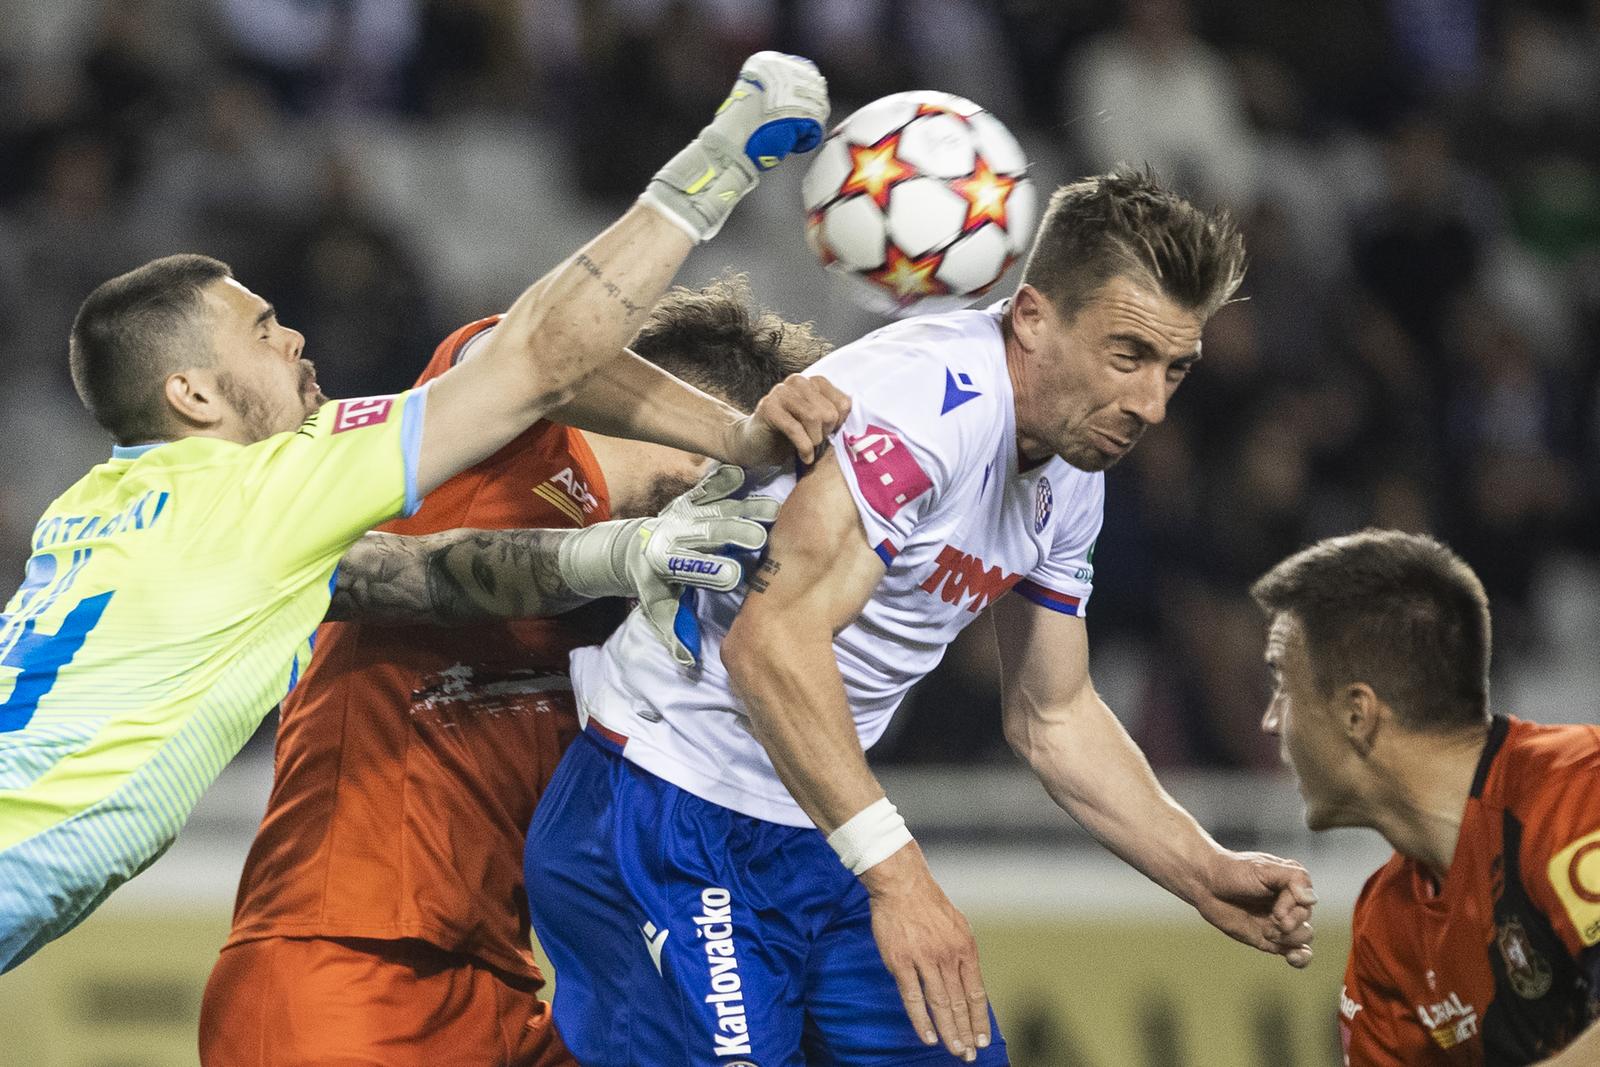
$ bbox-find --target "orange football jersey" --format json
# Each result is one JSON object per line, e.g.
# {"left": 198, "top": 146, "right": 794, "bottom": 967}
{"left": 1340, "top": 716, "right": 1600, "bottom": 1065}
{"left": 225, "top": 317, "right": 619, "bottom": 982}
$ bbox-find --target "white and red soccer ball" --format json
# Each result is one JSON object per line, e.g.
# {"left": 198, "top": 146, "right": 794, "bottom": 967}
{"left": 802, "top": 90, "right": 1037, "bottom": 316}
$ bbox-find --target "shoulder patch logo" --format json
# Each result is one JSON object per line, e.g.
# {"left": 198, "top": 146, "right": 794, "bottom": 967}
{"left": 332, "top": 396, "right": 394, "bottom": 434}
{"left": 845, "top": 425, "right": 933, "bottom": 521}
{"left": 1549, "top": 827, "right": 1600, "bottom": 946}
{"left": 940, "top": 368, "right": 982, "bottom": 415}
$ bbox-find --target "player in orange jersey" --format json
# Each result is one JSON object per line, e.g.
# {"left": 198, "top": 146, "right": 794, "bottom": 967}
{"left": 1254, "top": 529, "right": 1600, "bottom": 1067}
{"left": 198, "top": 278, "right": 835, "bottom": 1067}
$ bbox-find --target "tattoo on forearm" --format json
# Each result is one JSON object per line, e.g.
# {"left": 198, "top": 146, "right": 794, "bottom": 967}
{"left": 573, "top": 253, "right": 646, "bottom": 317}
{"left": 330, "top": 529, "right": 588, "bottom": 625}
{"left": 748, "top": 557, "right": 780, "bottom": 595}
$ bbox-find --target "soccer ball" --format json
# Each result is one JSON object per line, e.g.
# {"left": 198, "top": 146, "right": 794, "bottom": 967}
{"left": 801, "top": 90, "right": 1037, "bottom": 316}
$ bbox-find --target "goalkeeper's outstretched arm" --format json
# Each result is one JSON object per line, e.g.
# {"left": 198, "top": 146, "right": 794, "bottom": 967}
{"left": 414, "top": 52, "right": 829, "bottom": 498}
{"left": 329, "top": 527, "right": 588, "bottom": 625}
{"left": 328, "top": 466, "right": 776, "bottom": 666}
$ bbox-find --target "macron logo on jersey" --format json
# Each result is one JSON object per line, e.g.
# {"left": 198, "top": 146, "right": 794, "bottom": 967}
{"left": 332, "top": 397, "right": 394, "bottom": 434}
{"left": 920, "top": 544, "right": 1023, "bottom": 613}
{"left": 941, "top": 368, "right": 982, "bottom": 414}
{"left": 845, "top": 425, "right": 932, "bottom": 521}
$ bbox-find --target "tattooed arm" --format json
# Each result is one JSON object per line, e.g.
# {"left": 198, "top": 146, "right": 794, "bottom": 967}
{"left": 328, "top": 528, "right": 586, "bottom": 626}
{"left": 327, "top": 466, "right": 781, "bottom": 632}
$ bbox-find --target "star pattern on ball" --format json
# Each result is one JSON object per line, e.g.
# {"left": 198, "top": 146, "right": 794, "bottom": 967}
{"left": 838, "top": 136, "right": 917, "bottom": 210}
{"left": 949, "top": 157, "right": 1018, "bottom": 234}
{"left": 867, "top": 245, "right": 949, "bottom": 303}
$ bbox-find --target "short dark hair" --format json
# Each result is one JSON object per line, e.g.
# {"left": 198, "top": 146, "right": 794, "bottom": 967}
{"left": 628, "top": 274, "right": 832, "bottom": 413}
{"left": 1250, "top": 529, "right": 1492, "bottom": 732}
{"left": 69, "top": 253, "right": 233, "bottom": 444}
{"left": 1020, "top": 166, "right": 1246, "bottom": 322}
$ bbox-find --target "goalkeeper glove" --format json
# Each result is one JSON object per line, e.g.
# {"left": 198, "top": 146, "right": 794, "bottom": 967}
{"left": 556, "top": 464, "right": 779, "bottom": 665}
{"left": 643, "top": 51, "right": 829, "bottom": 242}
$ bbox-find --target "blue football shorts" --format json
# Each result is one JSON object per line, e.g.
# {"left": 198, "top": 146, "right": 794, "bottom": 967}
{"left": 525, "top": 725, "right": 1009, "bottom": 1066}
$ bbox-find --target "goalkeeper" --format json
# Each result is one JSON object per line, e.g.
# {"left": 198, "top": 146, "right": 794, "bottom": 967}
{"left": 0, "top": 52, "right": 832, "bottom": 974}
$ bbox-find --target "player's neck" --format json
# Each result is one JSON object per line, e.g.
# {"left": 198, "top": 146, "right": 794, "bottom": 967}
{"left": 1001, "top": 315, "right": 1048, "bottom": 464}
{"left": 577, "top": 431, "right": 671, "bottom": 519}
{"left": 124, "top": 426, "right": 248, "bottom": 450}
{"left": 1369, "top": 725, "right": 1492, "bottom": 881}
{"left": 177, "top": 426, "right": 253, "bottom": 446}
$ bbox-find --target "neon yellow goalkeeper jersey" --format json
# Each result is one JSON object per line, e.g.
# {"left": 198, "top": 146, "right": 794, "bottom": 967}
{"left": 0, "top": 389, "right": 427, "bottom": 972}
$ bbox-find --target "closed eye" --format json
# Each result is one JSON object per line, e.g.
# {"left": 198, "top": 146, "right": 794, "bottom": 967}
{"left": 253, "top": 304, "right": 278, "bottom": 339}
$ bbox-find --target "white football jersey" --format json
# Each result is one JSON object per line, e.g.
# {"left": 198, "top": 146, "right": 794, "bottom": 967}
{"left": 569, "top": 302, "right": 1103, "bottom": 826}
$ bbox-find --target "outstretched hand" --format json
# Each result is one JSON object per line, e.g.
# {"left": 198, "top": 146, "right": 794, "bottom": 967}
{"left": 731, "top": 373, "right": 852, "bottom": 467}
{"left": 1191, "top": 850, "right": 1318, "bottom": 968}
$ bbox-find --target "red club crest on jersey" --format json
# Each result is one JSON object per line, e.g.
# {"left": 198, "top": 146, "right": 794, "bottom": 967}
{"left": 332, "top": 396, "right": 395, "bottom": 434}
{"left": 845, "top": 425, "right": 932, "bottom": 520}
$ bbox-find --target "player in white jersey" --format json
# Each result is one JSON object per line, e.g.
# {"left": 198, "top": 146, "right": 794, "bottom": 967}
{"left": 526, "top": 168, "right": 1319, "bottom": 1066}
{"left": 571, "top": 303, "right": 1102, "bottom": 823}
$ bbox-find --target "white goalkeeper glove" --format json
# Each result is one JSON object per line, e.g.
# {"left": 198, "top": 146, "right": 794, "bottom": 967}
{"left": 643, "top": 51, "right": 830, "bottom": 242}
{"left": 557, "top": 464, "right": 779, "bottom": 665}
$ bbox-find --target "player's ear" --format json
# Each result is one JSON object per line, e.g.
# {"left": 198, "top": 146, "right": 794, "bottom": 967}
{"left": 162, "top": 369, "right": 227, "bottom": 431}
{"left": 1009, "top": 284, "right": 1051, "bottom": 352}
{"left": 1342, "top": 682, "right": 1382, "bottom": 756}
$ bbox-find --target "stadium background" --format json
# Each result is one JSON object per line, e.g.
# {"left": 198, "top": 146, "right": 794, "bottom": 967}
{"left": 0, "top": 0, "right": 1597, "bottom": 1063}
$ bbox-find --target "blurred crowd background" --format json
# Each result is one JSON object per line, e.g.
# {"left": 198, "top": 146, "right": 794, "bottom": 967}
{"left": 2, "top": 0, "right": 1598, "bottom": 776}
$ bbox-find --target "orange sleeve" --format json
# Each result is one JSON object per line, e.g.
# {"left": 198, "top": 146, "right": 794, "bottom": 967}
{"left": 1341, "top": 879, "right": 1428, "bottom": 1067}
{"left": 1517, "top": 727, "right": 1600, "bottom": 961}
{"left": 375, "top": 315, "right": 615, "bottom": 538}
{"left": 416, "top": 315, "right": 502, "bottom": 386}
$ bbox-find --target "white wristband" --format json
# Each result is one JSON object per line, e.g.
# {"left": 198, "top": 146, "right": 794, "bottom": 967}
{"left": 826, "top": 797, "right": 914, "bottom": 875}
